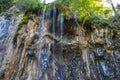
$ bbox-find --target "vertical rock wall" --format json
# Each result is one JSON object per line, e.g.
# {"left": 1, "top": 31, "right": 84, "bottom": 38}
{"left": 0, "top": 7, "right": 120, "bottom": 80}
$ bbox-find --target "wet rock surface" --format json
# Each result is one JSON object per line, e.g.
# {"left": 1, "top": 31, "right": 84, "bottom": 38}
{"left": 0, "top": 12, "right": 23, "bottom": 79}
{"left": 0, "top": 7, "right": 120, "bottom": 80}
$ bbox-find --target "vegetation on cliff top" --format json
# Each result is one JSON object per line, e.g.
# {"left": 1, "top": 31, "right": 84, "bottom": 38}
{"left": 12, "top": 0, "right": 120, "bottom": 27}
{"left": 0, "top": 0, "right": 12, "bottom": 13}
{"left": 13, "top": 0, "right": 45, "bottom": 11}
{"left": 1, "top": 0, "right": 119, "bottom": 28}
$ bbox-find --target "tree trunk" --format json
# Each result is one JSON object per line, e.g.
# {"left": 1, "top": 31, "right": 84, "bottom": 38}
{"left": 109, "top": 0, "right": 118, "bottom": 15}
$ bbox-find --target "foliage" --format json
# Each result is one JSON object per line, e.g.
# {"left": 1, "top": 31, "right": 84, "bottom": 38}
{"left": 0, "top": 0, "right": 12, "bottom": 13}
{"left": 56, "top": 0, "right": 112, "bottom": 27}
{"left": 90, "top": 14, "right": 114, "bottom": 27}
{"left": 56, "top": 0, "right": 70, "bottom": 6}
{"left": 18, "top": 16, "right": 28, "bottom": 29}
{"left": 14, "top": 0, "right": 45, "bottom": 11}
{"left": 57, "top": 0, "right": 110, "bottom": 18}
{"left": 57, "top": 13, "right": 64, "bottom": 21}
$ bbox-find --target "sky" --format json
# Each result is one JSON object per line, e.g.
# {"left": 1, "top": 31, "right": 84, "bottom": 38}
{"left": 102, "top": 0, "right": 120, "bottom": 7}
{"left": 40, "top": 0, "right": 120, "bottom": 7}
{"left": 40, "top": 0, "right": 55, "bottom": 3}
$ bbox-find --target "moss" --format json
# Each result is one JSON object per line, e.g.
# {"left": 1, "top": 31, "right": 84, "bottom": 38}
{"left": 18, "top": 16, "right": 28, "bottom": 30}
{"left": 13, "top": 15, "right": 28, "bottom": 45}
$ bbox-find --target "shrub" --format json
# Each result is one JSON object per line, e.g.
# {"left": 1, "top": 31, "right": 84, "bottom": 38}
{"left": 15, "top": 0, "right": 45, "bottom": 11}
{"left": 0, "top": 0, "right": 12, "bottom": 13}
{"left": 90, "top": 14, "right": 114, "bottom": 27}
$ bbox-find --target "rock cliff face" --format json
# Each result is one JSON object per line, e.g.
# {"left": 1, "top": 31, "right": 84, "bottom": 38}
{"left": 0, "top": 6, "right": 120, "bottom": 80}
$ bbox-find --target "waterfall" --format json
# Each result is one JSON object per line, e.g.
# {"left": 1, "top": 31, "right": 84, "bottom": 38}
{"left": 57, "top": 14, "right": 64, "bottom": 80}
{"left": 59, "top": 15, "right": 64, "bottom": 65}
{"left": 0, "top": 14, "right": 15, "bottom": 77}
{"left": 0, "top": 14, "right": 15, "bottom": 56}
{"left": 51, "top": 3, "right": 56, "bottom": 60}
{"left": 38, "top": 4, "right": 50, "bottom": 79}
{"left": 73, "top": 12, "right": 80, "bottom": 27}
{"left": 50, "top": 2, "right": 57, "bottom": 79}
{"left": 0, "top": 16, "right": 12, "bottom": 44}
{"left": 38, "top": 2, "right": 65, "bottom": 79}
{"left": 39, "top": 4, "right": 46, "bottom": 35}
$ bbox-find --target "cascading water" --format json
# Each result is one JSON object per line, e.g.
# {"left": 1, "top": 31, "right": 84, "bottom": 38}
{"left": 52, "top": 4, "right": 56, "bottom": 57}
{"left": 38, "top": 4, "right": 49, "bottom": 79}
{"left": 73, "top": 12, "right": 80, "bottom": 27}
{"left": 0, "top": 16, "right": 13, "bottom": 45}
{"left": 0, "top": 14, "right": 15, "bottom": 78}
{"left": 57, "top": 14, "right": 64, "bottom": 80}
{"left": 51, "top": 4, "right": 57, "bottom": 80}
{"left": 38, "top": 1, "right": 66, "bottom": 79}
{"left": 38, "top": 2, "right": 58, "bottom": 79}
{"left": 39, "top": 4, "right": 46, "bottom": 35}
{"left": 39, "top": 41, "right": 50, "bottom": 79}
{"left": 59, "top": 14, "right": 64, "bottom": 63}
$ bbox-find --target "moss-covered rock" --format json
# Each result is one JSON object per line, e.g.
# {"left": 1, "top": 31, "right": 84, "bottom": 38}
{"left": 18, "top": 16, "right": 28, "bottom": 28}
{"left": 13, "top": 15, "right": 28, "bottom": 45}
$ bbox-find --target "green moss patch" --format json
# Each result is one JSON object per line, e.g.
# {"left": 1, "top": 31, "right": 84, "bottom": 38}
{"left": 13, "top": 15, "right": 28, "bottom": 45}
